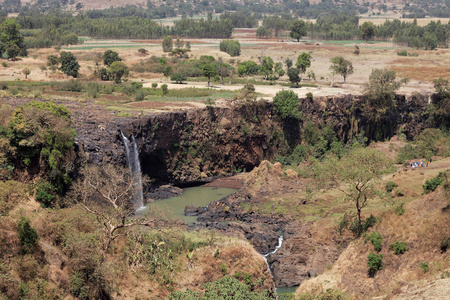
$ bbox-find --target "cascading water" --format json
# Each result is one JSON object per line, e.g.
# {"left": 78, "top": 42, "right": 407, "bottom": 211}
{"left": 120, "top": 131, "right": 144, "bottom": 210}
{"left": 263, "top": 235, "right": 284, "bottom": 276}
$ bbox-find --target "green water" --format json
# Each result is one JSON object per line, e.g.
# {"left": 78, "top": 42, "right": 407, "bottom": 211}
{"left": 276, "top": 286, "right": 298, "bottom": 299}
{"left": 148, "top": 186, "right": 236, "bottom": 224}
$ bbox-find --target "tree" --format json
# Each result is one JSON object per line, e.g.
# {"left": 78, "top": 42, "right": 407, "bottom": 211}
{"left": 285, "top": 58, "right": 293, "bottom": 70}
{"left": 6, "top": 44, "right": 20, "bottom": 60}
{"left": 217, "top": 62, "right": 233, "bottom": 85}
{"left": 109, "top": 61, "right": 129, "bottom": 83}
{"left": 260, "top": 56, "right": 274, "bottom": 80}
{"left": 163, "top": 65, "right": 173, "bottom": 77}
{"left": 361, "top": 21, "right": 376, "bottom": 42}
{"left": 296, "top": 52, "right": 312, "bottom": 79}
{"left": 274, "top": 62, "right": 285, "bottom": 77}
{"left": 290, "top": 19, "right": 307, "bottom": 42}
{"left": 428, "top": 78, "right": 450, "bottom": 128}
{"left": 287, "top": 67, "right": 301, "bottom": 87}
{"left": 103, "top": 49, "right": 122, "bottom": 67}
{"left": 162, "top": 35, "right": 173, "bottom": 52}
{"left": 329, "top": 56, "right": 354, "bottom": 82}
{"left": 22, "top": 68, "right": 30, "bottom": 79}
{"left": 59, "top": 51, "right": 80, "bottom": 78}
{"left": 256, "top": 26, "right": 272, "bottom": 39}
{"left": 202, "top": 63, "right": 217, "bottom": 87}
{"left": 362, "top": 68, "right": 409, "bottom": 140}
{"left": 315, "top": 148, "right": 391, "bottom": 237}
{"left": 68, "top": 164, "right": 161, "bottom": 261}
{"left": 273, "top": 90, "right": 301, "bottom": 120}
{"left": 47, "top": 54, "right": 60, "bottom": 70}
{"left": 17, "top": 217, "right": 39, "bottom": 255}
{"left": 170, "top": 72, "right": 186, "bottom": 84}
{"left": 0, "top": 19, "right": 26, "bottom": 59}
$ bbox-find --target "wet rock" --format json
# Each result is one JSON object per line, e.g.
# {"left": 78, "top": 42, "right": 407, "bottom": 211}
{"left": 184, "top": 205, "right": 206, "bottom": 216}
{"left": 146, "top": 184, "right": 183, "bottom": 200}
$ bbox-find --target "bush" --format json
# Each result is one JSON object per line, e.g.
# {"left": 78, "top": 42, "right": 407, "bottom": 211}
{"left": 17, "top": 217, "right": 39, "bottom": 254}
{"left": 419, "top": 262, "right": 429, "bottom": 273}
{"left": 397, "top": 50, "right": 408, "bottom": 56}
{"left": 135, "top": 89, "right": 145, "bottom": 101}
{"left": 385, "top": 181, "right": 398, "bottom": 192}
{"left": 151, "top": 83, "right": 158, "bottom": 89}
{"left": 367, "top": 251, "right": 383, "bottom": 276}
{"left": 161, "top": 84, "right": 168, "bottom": 95}
{"left": 35, "top": 181, "right": 56, "bottom": 208}
{"left": 440, "top": 237, "right": 449, "bottom": 253}
{"left": 395, "top": 189, "right": 404, "bottom": 197}
{"left": 170, "top": 72, "right": 187, "bottom": 84}
{"left": 86, "top": 81, "right": 101, "bottom": 98}
{"left": 389, "top": 241, "right": 407, "bottom": 255}
{"left": 397, "top": 144, "right": 417, "bottom": 164}
{"left": 394, "top": 203, "right": 405, "bottom": 215}
{"left": 423, "top": 174, "right": 443, "bottom": 194}
{"left": 60, "top": 79, "right": 83, "bottom": 92}
{"left": 367, "top": 232, "right": 383, "bottom": 252}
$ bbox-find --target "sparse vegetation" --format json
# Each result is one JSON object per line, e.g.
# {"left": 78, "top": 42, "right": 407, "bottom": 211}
{"left": 389, "top": 241, "right": 407, "bottom": 255}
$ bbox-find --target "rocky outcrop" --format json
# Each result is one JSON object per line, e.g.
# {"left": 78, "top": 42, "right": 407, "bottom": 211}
{"left": 268, "top": 222, "right": 341, "bottom": 287}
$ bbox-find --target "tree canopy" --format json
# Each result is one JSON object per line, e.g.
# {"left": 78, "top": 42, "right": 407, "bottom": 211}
{"left": 290, "top": 19, "right": 307, "bottom": 42}
{"left": 330, "top": 56, "right": 354, "bottom": 82}
{"left": 59, "top": 51, "right": 80, "bottom": 78}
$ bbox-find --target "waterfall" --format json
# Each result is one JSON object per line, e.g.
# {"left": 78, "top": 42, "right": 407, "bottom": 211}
{"left": 120, "top": 131, "right": 145, "bottom": 210}
{"left": 263, "top": 235, "right": 284, "bottom": 276}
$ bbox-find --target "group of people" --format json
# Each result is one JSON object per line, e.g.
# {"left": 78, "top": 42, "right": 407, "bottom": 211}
{"left": 409, "top": 160, "right": 429, "bottom": 169}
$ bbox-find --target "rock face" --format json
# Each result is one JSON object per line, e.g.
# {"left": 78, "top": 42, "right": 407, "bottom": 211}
{"left": 69, "top": 93, "right": 429, "bottom": 186}
{"left": 267, "top": 222, "right": 341, "bottom": 287}
{"left": 72, "top": 101, "right": 284, "bottom": 185}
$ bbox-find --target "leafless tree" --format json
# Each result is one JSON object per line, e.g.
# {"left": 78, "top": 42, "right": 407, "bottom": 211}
{"left": 67, "top": 164, "right": 163, "bottom": 261}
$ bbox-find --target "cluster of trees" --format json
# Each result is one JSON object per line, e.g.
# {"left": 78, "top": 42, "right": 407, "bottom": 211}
{"left": 0, "top": 101, "right": 76, "bottom": 203}
{"left": 220, "top": 11, "right": 257, "bottom": 28}
{"left": 219, "top": 39, "right": 240, "bottom": 57}
{"left": 17, "top": 9, "right": 234, "bottom": 40}
{"left": 0, "top": 19, "right": 27, "bottom": 60}
{"left": 23, "top": 24, "right": 79, "bottom": 48}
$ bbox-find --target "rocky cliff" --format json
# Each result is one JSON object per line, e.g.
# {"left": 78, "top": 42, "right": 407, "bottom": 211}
{"left": 72, "top": 93, "right": 429, "bottom": 185}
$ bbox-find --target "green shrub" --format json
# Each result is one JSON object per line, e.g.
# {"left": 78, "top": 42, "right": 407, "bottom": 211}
{"left": 86, "top": 81, "right": 101, "bottom": 98}
{"left": 151, "top": 83, "right": 158, "bottom": 89}
{"left": 397, "top": 50, "right": 407, "bottom": 56}
{"left": 389, "top": 241, "right": 407, "bottom": 255}
{"left": 168, "top": 275, "right": 269, "bottom": 299}
{"left": 440, "top": 237, "right": 449, "bottom": 252}
{"left": 419, "top": 262, "right": 429, "bottom": 273}
{"left": 367, "top": 251, "right": 383, "bottom": 276}
{"left": 60, "top": 79, "right": 83, "bottom": 92}
{"left": 69, "top": 271, "right": 89, "bottom": 300}
{"left": 423, "top": 174, "right": 443, "bottom": 194}
{"left": 2, "top": 62, "right": 7, "bottom": 67}
{"left": 395, "top": 189, "right": 404, "bottom": 197}
{"left": 385, "top": 181, "right": 398, "bottom": 192}
{"left": 35, "top": 181, "right": 56, "bottom": 208}
{"left": 161, "top": 84, "right": 168, "bottom": 95}
{"left": 219, "top": 263, "right": 227, "bottom": 275}
{"left": 135, "top": 89, "right": 145, "bottom": 101}
{"left": 17, "top": 217, "right": 39, "bottom": 254}
{"left": 394, "top": 203, "right": 405, "bottom": 215}
{"left": 397, "top": 144, "right": 417, "bottom": 164}
{"left": 367, "top": 232, "right": 383, "bottom": 252}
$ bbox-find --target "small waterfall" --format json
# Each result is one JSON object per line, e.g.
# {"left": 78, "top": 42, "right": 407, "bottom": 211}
{"left": 120, "top": 131, "right": 144, "bottom": 210}
{"left": 263, "top": 235, "right": 284, "bottom": 276}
